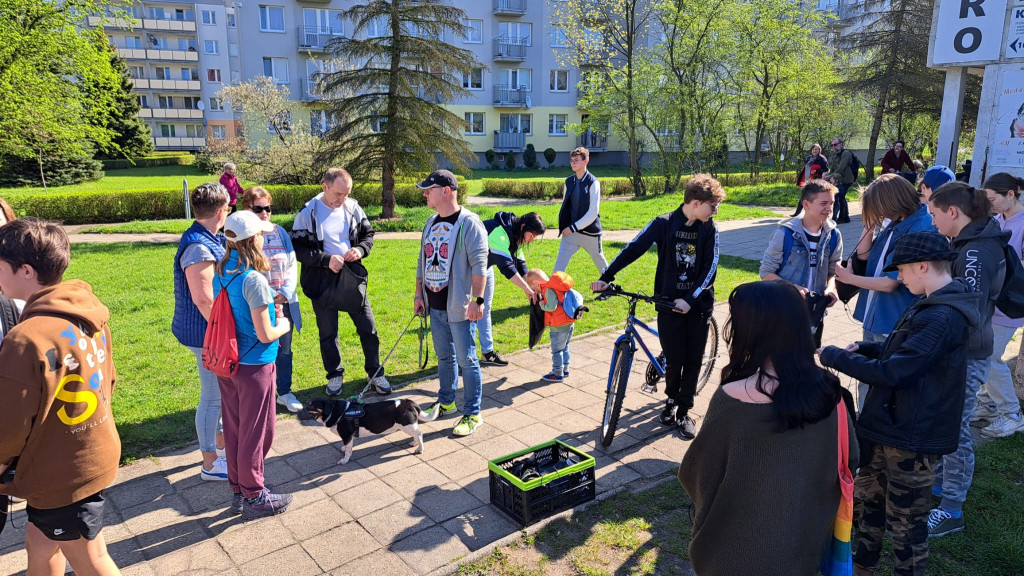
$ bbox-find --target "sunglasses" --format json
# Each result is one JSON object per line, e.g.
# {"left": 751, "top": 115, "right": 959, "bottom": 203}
{"left": 251, "top": 205, "right": 273, "bottom": 214}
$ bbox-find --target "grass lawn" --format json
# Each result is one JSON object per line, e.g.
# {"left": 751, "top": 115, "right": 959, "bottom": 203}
{"left": 456, "top": 434, "right": 1024, "bottom": 576}
{"left": 66, "top": 238, "right": 760, "bottom": 462}
{"left": 0, "top": 165, "right": 215, "bottom": 195}
{"left": 80, "top": 195, "right": 779, "bottom": 235}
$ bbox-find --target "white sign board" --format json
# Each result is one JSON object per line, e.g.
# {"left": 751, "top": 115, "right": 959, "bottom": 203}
{"left": 933, "top": 0, "right": 1010, "bottom": 65}
{"left": 1007, "top": 7, "right": 1024, "bottom": 57}
{"left": 991, "top": 69, "right": 1024, "bottom": 167}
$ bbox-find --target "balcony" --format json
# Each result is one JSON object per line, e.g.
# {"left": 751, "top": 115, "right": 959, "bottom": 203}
{"left": 152, "top": 137, "right": 205, "bottom": 150}
{"left": 89, "top": 15, "right": 197, "bottom": 32}
{"left": 492, "top": 84, "right": 527, "bottom": 107}
{"left": 821, "top": 0, "right": 861, "bottom": 23}
{"left": 493, "top": 36, "right": 528, "bottom": 61}
{"left": 493, "top": 131, "right": 526, "bottom": 152}
{"left": 493, "top": 0, "right": 527, "bottom": 15}
{"left": 297, "top": 26, "right": 336, "bottom": 52}
{"left": 577, "top": 131, "right": 607, "bottom": 151}
{"left": 300, "top": 77, "right": 322, "bottom": 102}
{"left": 132, "top": 79, "right": 201, "bottom": 91}
{"left": 138, "top": 108, "right": 204, "bottom": 119}
{"left": 118, "top": 48, "right": 199, "bottom": 62}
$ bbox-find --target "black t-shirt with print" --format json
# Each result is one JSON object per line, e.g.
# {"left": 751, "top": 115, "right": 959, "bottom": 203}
{"left": 423, "top": 210, "right": 461, "bottom": 311}
{"left": 673, "top": 220, "right": 701, "bottom": 298}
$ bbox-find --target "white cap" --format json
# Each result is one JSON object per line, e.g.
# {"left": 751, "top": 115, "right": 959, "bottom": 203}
{"left": 223, "top": 210, "right": 274, "bottom": 241}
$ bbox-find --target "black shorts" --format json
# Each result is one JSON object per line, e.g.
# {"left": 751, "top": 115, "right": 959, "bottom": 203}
{"left": 26, "top": 492, "right": 106, "bottom": 541}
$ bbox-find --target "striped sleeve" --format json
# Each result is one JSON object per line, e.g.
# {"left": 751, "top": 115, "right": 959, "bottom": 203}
{"left": 687, "top": 224, "right": 719, "bottom": 305}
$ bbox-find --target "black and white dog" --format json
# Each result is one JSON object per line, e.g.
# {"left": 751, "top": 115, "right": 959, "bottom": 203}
{"left": 302, "top": 398, "right": 440, "bottom": 465}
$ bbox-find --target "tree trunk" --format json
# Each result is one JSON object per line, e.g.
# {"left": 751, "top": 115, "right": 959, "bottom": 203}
{"left": 381, "top": 2, "right": 401, "bottom": 219}
{"left": 37, "top": 148, "right": 47, "bottom": 192}
{"left": 866, "top": 83, "right": 889, "bottom": 183}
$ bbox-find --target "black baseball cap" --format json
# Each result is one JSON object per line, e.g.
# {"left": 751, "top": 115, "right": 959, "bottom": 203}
{"left": 883, "top": 231, "right": 959, "bottom": 272}
{"left": 416, "top": 170, "right": 458, "bottom": 190}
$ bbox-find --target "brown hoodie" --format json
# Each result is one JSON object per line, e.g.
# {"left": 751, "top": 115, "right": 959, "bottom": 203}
{"left": 0, "top": 280, "right": 121, "bottom": 509}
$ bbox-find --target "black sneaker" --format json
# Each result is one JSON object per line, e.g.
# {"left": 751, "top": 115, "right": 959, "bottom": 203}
{"left": 241, "top": 488, "right": 293, "bottom": 519}
{"left": 659, "top": 399, "right": 677, "bottom": 425}
{"left": 677, "top": 413, "right": 696, "bottom": 439}
{"left": 481, "top": 351, "right": 509, "bottom": 367}
{"left": 230, "top": 492, "right": 243, "bottom": 515}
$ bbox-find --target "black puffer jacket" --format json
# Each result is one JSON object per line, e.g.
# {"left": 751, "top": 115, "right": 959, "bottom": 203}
{"left": 820, "top": 279, "right": 980, "bottom": 455}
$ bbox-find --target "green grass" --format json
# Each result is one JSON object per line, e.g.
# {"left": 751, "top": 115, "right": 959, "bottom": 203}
{"left": 79, "top": 196, "right": 778, "bottom": 235}
{"left": 458, "top": 434, "right": 1024, "bottom": 575}
{"left": 0, "top": 165, "right": 216, "bottom": 195}
{"left": 725, "top": 182, "right": 863, "bottom": 207}
{"left": 65, "top": 239, "right": 759, "bottom": 462}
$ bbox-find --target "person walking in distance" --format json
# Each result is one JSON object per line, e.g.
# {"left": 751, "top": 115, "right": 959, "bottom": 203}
{"left": 554, "top": 147, "right": 608, "bottom": 273}
{"left": 830, "top": 137, "right": 856, "bottom": 224}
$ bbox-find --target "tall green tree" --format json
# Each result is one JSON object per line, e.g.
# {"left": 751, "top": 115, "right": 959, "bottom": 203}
{"left": 316, "top": 1, "right": 479, "bottom": 218}
{"left": 91, "top": 43, "right": 154, "bottom": 160}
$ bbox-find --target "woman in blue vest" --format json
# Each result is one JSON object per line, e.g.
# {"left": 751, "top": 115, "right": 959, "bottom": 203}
{"left": 215, "top": 211, "right": 293, "bottom": 518}
{"left": 171, "top": 183, "right": 230, "bottom": 482}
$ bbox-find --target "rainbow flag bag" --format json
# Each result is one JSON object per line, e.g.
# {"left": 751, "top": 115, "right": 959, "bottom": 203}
{"left": 820, "top": 399, "right": 854, "bottom": 576}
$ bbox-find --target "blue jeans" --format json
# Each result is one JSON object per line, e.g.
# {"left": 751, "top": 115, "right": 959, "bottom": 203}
{"left": 275, "top": 305, "right": 294, "bottom": 396}
{"left": 934, "top": 358, "right": 988, "bottom": 513}
{"left": 550, "top": 326, "right": 573, "bottom": 376}
{"left": 473, "top": 268, "right": 496, "bottom": 354}
{"left": 187, "top": 345, "right": 223, "bottom": 453}
{"left": 430, "top": 308, "right": 483, "bottom": 415}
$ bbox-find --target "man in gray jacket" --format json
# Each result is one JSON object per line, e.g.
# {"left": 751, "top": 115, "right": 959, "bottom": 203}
{"left": 414, "top": 170, "right": 489, "bottom": 437}
{"left": 829, "top": 137, "right": 856, "bottom": 224}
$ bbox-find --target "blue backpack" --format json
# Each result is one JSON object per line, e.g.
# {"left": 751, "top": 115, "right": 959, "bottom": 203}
{"left": 562, "top": 288, "right": 587, "bottom": 320}
{"left": 779, "top": 227, "right": 839, "bottom": 275}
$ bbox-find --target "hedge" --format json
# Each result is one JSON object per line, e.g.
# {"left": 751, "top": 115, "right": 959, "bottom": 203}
{"left": 5, "top": 180, "right": 465, "bottom": 225}
{"left": 481, "top": 172, "right": 798, "bottom": 199}
{"left": 101, "top": 154, "right": 196, "bottom": 171}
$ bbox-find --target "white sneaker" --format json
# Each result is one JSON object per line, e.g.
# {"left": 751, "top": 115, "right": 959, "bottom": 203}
{"left": 980, "top": 412, "right": 1024, "bottom": 438}
{"left": 200, "top": 457, "right": 229, "bottom": 481}
{"left": 371, "top": 375, "right": 392, "bottom": 395}
{"left": 277, "top": 392, "right": 303, "bottom": 412}
{"left": 972, "top": 402, "right": 1000, "bottom": 424}
{"left": 326, "top": 376, "right": 344, "bottom": 396}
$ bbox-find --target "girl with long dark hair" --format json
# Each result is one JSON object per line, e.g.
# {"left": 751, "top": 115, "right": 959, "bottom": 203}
{"left": 679, "top": 280, "right": 856, "bottom": 576}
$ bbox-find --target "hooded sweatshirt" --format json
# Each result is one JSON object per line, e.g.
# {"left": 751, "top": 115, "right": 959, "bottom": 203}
{"left": 951, "top": 218, "right": 1009, "bottom": 359}
{"left": 0, "top": 280, "right": 120, "bottom": 509}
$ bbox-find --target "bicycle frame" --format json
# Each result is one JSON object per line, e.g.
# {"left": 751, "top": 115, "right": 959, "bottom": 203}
{"left": 607, "top": 300, "right": 664, "bottom": 394}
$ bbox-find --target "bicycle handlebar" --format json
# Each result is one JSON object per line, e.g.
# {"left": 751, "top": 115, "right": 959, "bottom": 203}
{"left": 594, "top": 283, "right": 675, "bottom": 308}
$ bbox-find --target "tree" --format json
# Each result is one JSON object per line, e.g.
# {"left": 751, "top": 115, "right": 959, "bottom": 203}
{"left": 317, "top": 0, "right": 480, "bottom": 218}
{"left": 544, "top": 148, "right": 557, "bottom": 167}
{"left": 90, "top": 44, "right": 153, "bottom": 160}
{"left": 554, "top": 0, "right": 655, "bottom": 196}
{"left": 0, "top": 0, "right": 122, "bottom": 178}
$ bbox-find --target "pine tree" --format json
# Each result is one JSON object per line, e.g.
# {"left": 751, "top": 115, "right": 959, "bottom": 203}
{"left": 93, "top": 44, "right": 153, "bottom": 160}
{"left": 316, "top": 0, "right": 480, "bottom": 218}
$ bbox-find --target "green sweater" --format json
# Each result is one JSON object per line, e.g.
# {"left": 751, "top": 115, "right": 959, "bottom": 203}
{"left": 678, "top": 386, "right": 857, "bottom": 576}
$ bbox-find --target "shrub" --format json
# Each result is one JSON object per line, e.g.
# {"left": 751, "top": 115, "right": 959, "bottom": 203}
{"left": 481, "top": 177, "right": 663, "bottom": 200}
{"left": 523, "top": 144, "right": 538, "bottom": 169}
{"left": 0, "top": 155, "right": 104, "bottom": 188}
{"left": 544, "top": 148, "right": 557, "bottom": 167}
{"left": 504, "top": 151, "right": 516, "bottom": 171}
{"left": 101, "top": 154, "right": 195, "bottom": 171}
{"left": 484, "top": 149, "right": 496, "bottom": 165}
{"left": 489, "top": 161, "right": 501, "bottom": 170}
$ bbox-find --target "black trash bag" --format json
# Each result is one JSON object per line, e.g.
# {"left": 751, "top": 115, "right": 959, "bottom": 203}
{"left": 529, "top": 301, "right": 546, "bottom": 349}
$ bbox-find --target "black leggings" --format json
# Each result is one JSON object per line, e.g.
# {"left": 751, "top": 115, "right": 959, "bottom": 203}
{"left": 657, "top": 307, "right": 712, "bottom": 411}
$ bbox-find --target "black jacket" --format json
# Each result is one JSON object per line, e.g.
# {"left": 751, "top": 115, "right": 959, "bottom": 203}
{"left": 952, "top": 217, "right": 1009, "bottom": 359}
{"left": 557, "top": 171, "right": 602, "bottom": 235}
{"left": 290, "top": 196, "right": 375, "bottom": 300}
{"left": 820, "top": 279, "right": 981, "bottom": 455}
{"left": 599, "top": 208, "right": 719, "bottom": 310}
{"left": 483, "top": 211, "right": 528, "bottom": 280}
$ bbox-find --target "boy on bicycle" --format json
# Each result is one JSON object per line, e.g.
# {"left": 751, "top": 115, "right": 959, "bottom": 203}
{"left": 591, "top": 174, "right": 726, "bottom": 439}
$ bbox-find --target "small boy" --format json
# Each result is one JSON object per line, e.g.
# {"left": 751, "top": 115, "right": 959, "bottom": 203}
{"left": 0, "top": 218, "right": 123, "bottom": 575}
{"left": 527, "top": 269, "right": 583, "bottom": 382}
{"left": 818, "top": 231, "right": 979, "bottom": 576}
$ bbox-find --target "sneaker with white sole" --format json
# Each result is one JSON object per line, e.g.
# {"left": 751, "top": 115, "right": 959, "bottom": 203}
{"left": 971, "top": 402, "right": 1000, "bottom": 424}
{"left": 200, "top": 457, "right": 229, "bottom": 481}
{"left": 241, "top": 489, "right": 293, "bottom": 519}
{"left": 980, "top": 412, "right": 1024, "bottom": 438}
{"left": 422, "top": 401, "right": 457, "bottom": 420}
{"left": 453, "top": 414, "right": 483, "bottom": 437}
{"left": 927, "top": 508, "right": 964, "bottom": 538}
{"left": 371, "top": 375, "right": 393, "bottom": 395}
{"left": 277, "top": 392, "right": 303, "bottom": 413}
{"left": 480, "top": 351, "right": 509, "bottom": 366}
{"left": 326, "top": 375, "right": 344, "bottom": 396}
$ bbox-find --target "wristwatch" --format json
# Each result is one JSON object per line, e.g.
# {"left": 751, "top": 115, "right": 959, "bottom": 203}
{"left": 475, "top": 297, "right": 485, "bottom": 305}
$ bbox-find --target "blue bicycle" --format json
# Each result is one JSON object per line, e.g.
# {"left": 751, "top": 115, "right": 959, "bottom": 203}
{"left": 594, "top": 284, "right": 720, "bottom": 447}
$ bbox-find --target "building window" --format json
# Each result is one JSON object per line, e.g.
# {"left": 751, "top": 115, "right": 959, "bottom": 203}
{"left": 185, "top": 125, "right": 201, "bottom": 137}
{"left": 204, "top": 40, "right": 219, "bottom": 54}
{"left": 180, "top": 68, "right": 191, "bottom": 80}
{"left": 236, "top": 125, "right": 245, "bottom": 139}
{"left": 183, "top": 96, "right": 200, "bottom": 109}
{"left": 462, "top": 68, "right": 483, "bottom": 90}
{"left": 201, "top": 10, "right": 215, "bottom": 25}
{"left": 262, "top": 57, "right": 289, "bottom": 84}
{"left": 551, "top": 27, "right": 567, "bottom": 47}
{"left": 550, "top": 69, "right": 568, "bottom": 92}
{"left": 465, "top": 112, "right": 484, "bottom": 135}
{"left": 209, "top": 97, "right": 223, "bottom": 111}
{"left": 310, "top": 110, "right": 337, "bottom": 136}
{"left": 259, "top": 6, "right": 285, "bottom": 32}
{"left": 549, "top": 114, "right": 568, "bottom": 135}
{"left": 128, "top": 66, "right": 144, "bottom": 79}
{"left": 126, "top": 36, "right": 141, "bottom": 49}
{"left": 371, "top": 117, "right": 387, "bottom": 133}
{"left": 157, "top": 95, "right": 174, "bottom": 109}
{"left": 138, "top": 95, "right": 148, "bottom": 108}
{"left": 268, "top": 111, "right": 292, "bottom": 133}
{"left": 500, "top": 113, "right": 531, "bottom": 134}
{"left": 367, "top": 16, "right": 388, "bottom": 38}
{"left": 504, "top": 68, "right": 531, "bottom": 91}
{"left": 227, "top": 13, "right": 236, "bottom": 27}
{"left": 159, "top": 124, "right": 175, "bottom": 137}
{"left": 207, "top": 69, "right": 222, "bottom": 82}
{"left": 498, "top": 22, "right": 531, "bottom": 45}
{"left": 211, "top": 125, "right": 227, "bottom": 140}
{"left": 155, "top": 67, "right": 171, "bottom": 80}
{"left": 463, "top": 19, "right": 483, "bottom": 43}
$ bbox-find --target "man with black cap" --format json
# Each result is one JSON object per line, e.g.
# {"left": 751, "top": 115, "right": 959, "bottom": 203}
{"left": 414, "top": 170, "right": 490, "bottom": 437}
{"left": 818, "top": 231, "right": 980, "bottom": 576}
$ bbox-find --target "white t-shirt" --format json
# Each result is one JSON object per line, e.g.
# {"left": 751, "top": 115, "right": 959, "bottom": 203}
{"left": 316, "top": 199, "right": 352, "bottom": 256}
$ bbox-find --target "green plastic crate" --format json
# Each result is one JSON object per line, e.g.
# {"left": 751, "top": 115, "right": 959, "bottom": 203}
{"left": 488, "top": 439, "right": 596, "bottom": 524}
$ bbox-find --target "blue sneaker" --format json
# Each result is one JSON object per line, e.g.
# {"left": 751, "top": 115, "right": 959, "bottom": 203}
{"left": 542, "top": 372, "right": 564, "bottom": 382}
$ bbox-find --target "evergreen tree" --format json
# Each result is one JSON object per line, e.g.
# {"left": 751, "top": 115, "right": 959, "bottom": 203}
{"left": 93, "top": 44, "right": 153, "bottom": 160}
{"left": 316, "top": 0, "right": 480, "bottom": 218}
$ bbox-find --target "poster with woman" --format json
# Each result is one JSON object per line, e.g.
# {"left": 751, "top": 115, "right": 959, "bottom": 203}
{"left": 992, "top": 69, "right": 1024, "bottom": 167}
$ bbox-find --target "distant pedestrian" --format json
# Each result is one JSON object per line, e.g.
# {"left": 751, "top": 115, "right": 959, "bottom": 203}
{"left": 554, "top": 147, "right": 608, "bottom": 273}
{"left": 829, "top": 137, "right": 856, "bottom": 223}
{"left": 791, "top": 143, "right": 828, "bottom": 216}
{"left": 219, "top": 163, "right": 243, "bottom": 212}
{"left": 881, "top": 140, "right": 916, "bottom": 182}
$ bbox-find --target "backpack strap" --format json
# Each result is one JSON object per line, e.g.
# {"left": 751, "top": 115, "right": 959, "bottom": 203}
{"left": 0, "top": 295, "right": 19, "bottom": 335}
{"left": 778, "top": 227, "right": 796, "bottom": 274}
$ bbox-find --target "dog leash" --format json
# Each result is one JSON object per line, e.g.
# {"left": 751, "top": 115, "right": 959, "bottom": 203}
{"left": 418, "top": 313, "right": 430, "bottom": 370}
{"left": 356, "top": 314, "right": 423, "bottom": 402}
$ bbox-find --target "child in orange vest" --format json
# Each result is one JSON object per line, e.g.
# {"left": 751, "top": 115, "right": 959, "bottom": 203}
{"left": 527, "top": 269, "right": 579, "bottom": 382}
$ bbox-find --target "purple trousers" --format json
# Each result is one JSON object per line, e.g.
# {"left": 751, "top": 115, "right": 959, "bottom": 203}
{"left": 218, "top": 363, "right": 276, "bottom": 498}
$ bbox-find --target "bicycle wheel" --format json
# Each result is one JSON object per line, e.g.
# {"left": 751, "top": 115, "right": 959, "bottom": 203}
{"left": 601, "top": 341, "right": 633, "bottom": 447}
{"left": 695, "top": 316, "right": 720, "bottom": 395}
